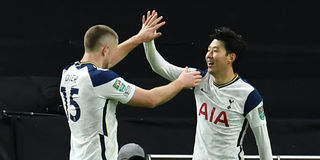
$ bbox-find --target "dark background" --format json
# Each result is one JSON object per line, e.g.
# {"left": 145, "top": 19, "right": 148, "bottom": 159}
{"left": 0, "top": 1, "right": 320, "bottom": 160}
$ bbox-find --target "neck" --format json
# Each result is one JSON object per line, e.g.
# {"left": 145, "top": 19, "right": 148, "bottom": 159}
{"left": 212, "top": 67, "right": 236, "bottom": 85}
{"left": 80, "top": 52, "right": 105, "bottom": 68}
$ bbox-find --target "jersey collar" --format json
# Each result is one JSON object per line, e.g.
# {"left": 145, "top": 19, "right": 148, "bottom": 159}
{"left": 213, "top": 74, "right": 239, "bottom": 88}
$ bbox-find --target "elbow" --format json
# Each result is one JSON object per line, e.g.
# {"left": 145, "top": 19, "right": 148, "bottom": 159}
{"left": 146, "top": 96, "right": 160, "bottom": 109}
{"left": 147, "top": 99, "right": 159, "bottom": 109}
{"left": 152, "top": 66, "right": 167, "bottom": 78}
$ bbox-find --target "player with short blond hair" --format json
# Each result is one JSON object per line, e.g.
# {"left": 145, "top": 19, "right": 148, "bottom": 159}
{"left": 60, "top": 11, "right": 202, "bottom": 160}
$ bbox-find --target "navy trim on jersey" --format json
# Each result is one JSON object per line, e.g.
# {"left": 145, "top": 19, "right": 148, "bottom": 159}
{"left": 244, "top": 89, "right": 262, "bottom": 116}
{"left": 76, "top": 63, "right": 120, "bottom": 87}
{"left": 196, "top": 69, "right": 208, "bottom": 77}
{"left": 89, "top": 68, "right": 119, "bottom": 87}
{"left": 102, "top": 100, "right": 108, "bottom": 136}
{"left": 237, "top": 119, "right": 247, "bottom": 147}
{"left": 238, "top": 145, "right": 243, "bottom": 160}
{"left": 63, "top": 62, "right": 75, "bottom": 71}
{"left": 99, "top": 134, "right": 107, "bottom": 160}
{"left": 237, "top": 119, "right": 247, "bottom": 160}
{"left": 73, "top": 62, "right": 120, "bottom": 87}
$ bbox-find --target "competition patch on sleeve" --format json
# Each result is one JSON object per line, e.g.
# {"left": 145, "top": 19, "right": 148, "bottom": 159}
{"left": 258, "top": 106, "right": 265, "bottom": 120}
{"left": 123, "top": 85, "right": 132, "bottom": 97}
{"left": 113, "top": 79, "right": 126, "bottom": 92}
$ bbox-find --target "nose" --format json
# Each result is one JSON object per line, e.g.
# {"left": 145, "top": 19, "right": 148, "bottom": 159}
{"left": 206, "top": 50, "right": 213, "bottom": 58}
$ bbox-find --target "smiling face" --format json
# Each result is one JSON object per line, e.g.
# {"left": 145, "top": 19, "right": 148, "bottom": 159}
{"left": 205, "top": 39, "right": 235, "bottom": 75}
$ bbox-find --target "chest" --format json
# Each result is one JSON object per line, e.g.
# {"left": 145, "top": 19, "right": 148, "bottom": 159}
{"left": 194, "top": 80, "right": 248, "bottom": 128}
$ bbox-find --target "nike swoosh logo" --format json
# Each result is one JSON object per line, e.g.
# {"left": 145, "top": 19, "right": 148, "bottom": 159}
{"left": 200, "top": 88, "right": 209, "bottom": 94}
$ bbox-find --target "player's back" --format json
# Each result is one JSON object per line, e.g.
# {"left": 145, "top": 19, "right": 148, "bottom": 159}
{"left": 59, "top": 62, "right": 126, "bottom": 160}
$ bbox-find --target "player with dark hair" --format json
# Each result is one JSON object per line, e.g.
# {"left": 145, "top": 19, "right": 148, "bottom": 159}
{"left": 142, "top": 23, "right": 273, "bottom": 159}
{"left": 59, "top": 11, "right": 202, "bottom": 160}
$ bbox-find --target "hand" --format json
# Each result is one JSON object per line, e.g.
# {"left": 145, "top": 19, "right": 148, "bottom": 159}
{"left": 135, "top": 10, "right": 166, "bottom": 43}
{"left": 177, "top": 67, "right": 202, "bottom": 89}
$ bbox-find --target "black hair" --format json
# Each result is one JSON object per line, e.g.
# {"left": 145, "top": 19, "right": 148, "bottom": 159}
{"left": 210, "top": 26, "right": 247, "bottom": 59}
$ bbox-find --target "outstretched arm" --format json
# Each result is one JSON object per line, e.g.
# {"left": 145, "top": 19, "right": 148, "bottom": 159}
{"left": 127, "top": 67, "right": 202, "bottom": 108}
{"left": 142, "top": 13, "right": 197, "bottom": 81}
{"left": 107, "top": 10, "right": 165, "bottom": 68}
{"left": 144, "top": 40, "right": 189, "bottom": 81}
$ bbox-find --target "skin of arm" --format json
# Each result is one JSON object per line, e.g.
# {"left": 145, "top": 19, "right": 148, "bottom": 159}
{"left": 127, "top": 67, "right": 201, "bottom": 108}
{"left": 107, "top": 10, "right": 165, "bottom": 68}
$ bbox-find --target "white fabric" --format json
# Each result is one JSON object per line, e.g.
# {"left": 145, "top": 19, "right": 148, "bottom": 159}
{"left": 144, "top": 40, "right": 272, "bottom": 160}
{"left": 60, "top": 62, "right": 136, "bottom": 160}
{"left": 251, "top": 124, "right": 273, "bottom": 160}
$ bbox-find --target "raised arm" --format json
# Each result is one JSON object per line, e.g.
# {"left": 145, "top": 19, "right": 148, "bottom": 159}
{"left": 127, "top": 67, "right": 202, "bottom": 108}
{"left": 143, "top": 40, "right": 187, "bottom": 82}
{"left": 142, "top": 11, "right": 198, "bottom": 81}
{"left": 107, "top": 10, "right": 166, "bottom": 68}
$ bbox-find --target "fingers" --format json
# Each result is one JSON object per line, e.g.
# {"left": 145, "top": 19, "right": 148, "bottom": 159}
{"left": 153, "top": 32, "right": 162, "bottom": 39}
{"left": 150, "top": 16, "right": 163, "bottom": 27}
{"left": 142, "top": 15, "right": 145, "bottom": 24}
{"left": 194, "top": 73, "right": 202, "bottom": 86}
{"left": 188, "top": 69, "right": 202, "bottom": 86}
{"left": 143, "top": 10, "right": 166, "bottom": 29}
{"left": 140, "top": 10, "right": 165, "bottom": 41}
{"left": 193, "top": 77, "right": 202, "bottom": 86}
{"left": 152, "top": 20, "right": 165, "bottom": 32}
{"left": 147, "top": 12, "right": 158, "bottom": 26}
{"left": 144, "top": 10, "right": 156, "bottom": 26}
{"left": 143, "top": 11, "right": 151, "bottom": 25}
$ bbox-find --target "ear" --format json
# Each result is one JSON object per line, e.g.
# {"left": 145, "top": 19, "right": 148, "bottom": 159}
{"left": 101, "top": 45, "right": 109, "bottom": 56}
{"left": 228, "top": 53, "right": 236, "bottom": 64}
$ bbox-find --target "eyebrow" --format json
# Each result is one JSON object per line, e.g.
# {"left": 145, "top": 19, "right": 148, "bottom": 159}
{"left": 208, "top": 46, "right": 219, "bottom": 49}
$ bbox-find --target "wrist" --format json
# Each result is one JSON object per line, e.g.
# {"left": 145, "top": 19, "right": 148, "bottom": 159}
{"left": 174, "top": 78, "right": 185, "bottom": 89}
{"left": 131, "top": 34, "right": 143, "bottom": 45}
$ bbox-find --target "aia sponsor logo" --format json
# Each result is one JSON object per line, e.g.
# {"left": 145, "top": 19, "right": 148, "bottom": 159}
{"left": 198, "top": 102, "right": 229, "bottom": 127}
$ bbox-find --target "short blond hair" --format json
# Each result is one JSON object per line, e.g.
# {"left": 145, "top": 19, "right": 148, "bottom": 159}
{"left": 84, "top": 25, "right": 118, "bottom": 53}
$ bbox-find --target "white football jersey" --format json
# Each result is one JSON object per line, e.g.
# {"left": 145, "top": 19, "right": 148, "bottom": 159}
{"left": 144, "top": 40, "right": 272, "bottom": 160}
{"left": 59, "top": 62, "right": 135, "bottom": 160}
{"left": 192, "top": 71, "right": 265, "bottom": 160}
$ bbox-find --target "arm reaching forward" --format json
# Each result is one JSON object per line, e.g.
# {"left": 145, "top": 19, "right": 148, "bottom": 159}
{"left": 127, "top": 67, "right": 202, "bottom": 108}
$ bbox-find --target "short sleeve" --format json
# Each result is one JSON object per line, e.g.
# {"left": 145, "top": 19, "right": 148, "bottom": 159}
{"left": 95, "top": 77, "right": 136, "bottom": 104}
{"left": 87, "top": 67, "right": 136, "bottom": 104}
{"left": 244, "top": 89, "right": 266, "bottom": 128}
{"left": 246, "top": 102, "right": 267, "bottom": 128}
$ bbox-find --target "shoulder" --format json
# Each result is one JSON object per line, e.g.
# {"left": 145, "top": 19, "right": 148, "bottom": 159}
{"left": 196, "top": 69, "right": 208, "bottom": 77}
{"left": 79, "top": 63, "right": 120, "bottom": 87}
{"left": 238, "top": 77, "right": 263, "bottom": 115}
{"left": 63, "top": 62, "right": 75, "bottom": 71}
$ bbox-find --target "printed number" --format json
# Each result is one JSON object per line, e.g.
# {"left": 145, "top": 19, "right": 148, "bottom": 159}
{"left": 60, "top": 87, "right": 81, "bottom": 122}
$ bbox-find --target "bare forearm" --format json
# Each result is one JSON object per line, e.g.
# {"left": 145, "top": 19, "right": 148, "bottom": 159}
{"left": 127, "top": 67, "right": 200, "bottom": 108}
{"left": 108, "top": 35, "right": 142, "bottom": 68}
{"left": 148, "top": 79, "right": 184, "bottom": 107}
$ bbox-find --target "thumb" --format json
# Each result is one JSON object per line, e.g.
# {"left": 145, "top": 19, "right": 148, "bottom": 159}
{"left": 184, "top": 66, "right": 189, "bottom": 72}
